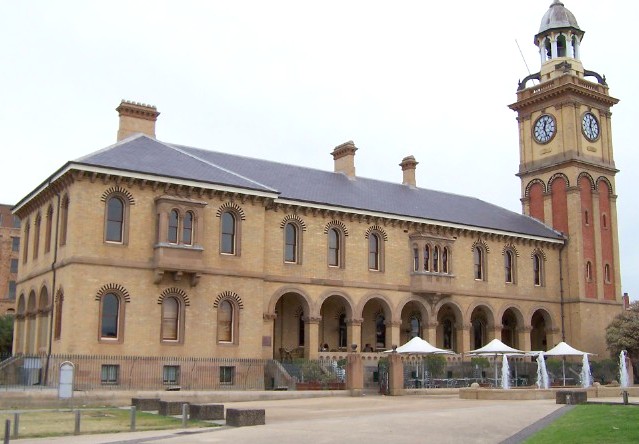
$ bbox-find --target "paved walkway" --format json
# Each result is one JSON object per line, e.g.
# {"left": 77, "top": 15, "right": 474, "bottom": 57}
{"left": 12, "top": 394, "right": 568, "bottom": 444}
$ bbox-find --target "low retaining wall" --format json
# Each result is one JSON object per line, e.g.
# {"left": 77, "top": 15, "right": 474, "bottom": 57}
{"left": 459, "top": 385, "right": 639, "bottom": 401}
{"left": 0, "top": 389, "right": 351, "bottom": 409}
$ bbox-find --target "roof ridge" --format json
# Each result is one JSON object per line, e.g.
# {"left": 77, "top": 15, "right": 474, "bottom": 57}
{"left": 75, "top": 133, "right": 148, "bottom": 162}
{"left": 164, "top": 142, "right": 278, "bottom": 193}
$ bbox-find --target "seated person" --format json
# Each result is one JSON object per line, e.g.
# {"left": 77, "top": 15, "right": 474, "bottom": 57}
{"left": 363, "top": 343, "right": 374, "bottom": 352}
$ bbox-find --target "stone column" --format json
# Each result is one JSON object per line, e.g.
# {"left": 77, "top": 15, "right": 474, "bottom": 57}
{"left": 262, "top": 313, "right": 277, "bottom": 359}
{"left": 459, "top": 324, "right": 471, "bottom": 354}
{"left": 518, "top": 326, "right": 532, "bottom": 352}
{"left": 388, "top": 351, "right": 404, "bottom": 396}
{"left": 387, "top": 320, "right": 401, "bottom": 349}
{"left": 492, "top": 324, "right": 503, "bottom": 342}
{"left": 304, "top": 316, "right": 321, "bottom": 359}
{"left": 346, "top": 318, "right": 363, "bottom": 353}
{"left": 346, "top": 350, "right": 364, "bottom": 396}
{"left": 425, "top": 322, "right": 437, "bottom": 344}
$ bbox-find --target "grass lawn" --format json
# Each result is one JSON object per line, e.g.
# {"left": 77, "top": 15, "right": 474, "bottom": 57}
{"left": 0, "top": 408, "right": 217, "bottom": 439}
{"left": 525, "top": 404, "right": 639, "bottom": 444}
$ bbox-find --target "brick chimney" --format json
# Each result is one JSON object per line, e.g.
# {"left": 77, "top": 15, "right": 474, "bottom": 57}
{"left": 116, "top": 100, "right": 160, "bottom": 141}
{"left": 400, "top": 155, "right": 418, "bottom": 187}
{"left": 331, "top": 141, "right": 358, "bottom": 178}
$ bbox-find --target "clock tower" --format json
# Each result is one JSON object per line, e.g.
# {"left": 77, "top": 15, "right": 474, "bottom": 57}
{"left": 509, "top": 0, "right": 622, "bottom": 355}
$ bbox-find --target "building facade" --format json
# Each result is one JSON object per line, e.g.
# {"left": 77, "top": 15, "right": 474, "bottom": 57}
{"left": 0, "top": 204, "right": 20, "bottom": 316}
{"left": 11, "top": 1, "right": 623, "bottom": 365}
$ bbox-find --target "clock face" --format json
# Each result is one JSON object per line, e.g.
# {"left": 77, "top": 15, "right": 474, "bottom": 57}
{"left": 533, "top": 114, "right": 556, "bottom": 144}
{"left": 582, "top": 112, "right": 600, "bottom": 141}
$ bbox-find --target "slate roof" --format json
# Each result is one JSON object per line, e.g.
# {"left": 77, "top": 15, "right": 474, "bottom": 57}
{"left": 72, "top": 135, "right": 563, "bottom": 241}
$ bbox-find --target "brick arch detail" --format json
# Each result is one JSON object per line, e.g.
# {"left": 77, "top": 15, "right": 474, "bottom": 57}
{"left": 158, "top": 287, "right": 190, "bottom": 306}
{"left": 213, "top": 291, "right": 244, "bottom": 309}
{"left": 524, "top": 178, "right": 546, "bottom": 197}
{"left": 577, "top": 172, "right": 596, "bottom": 191}
{"left": 101, "top": 186, "right": 135, "bottom": 205}
{"left": 280, "top": 214, "right": 307, "bottom": 231}
{"left": 364, "top": 225, "right": 388, "bottom": 241}
{"left": 216, "top": 203, "right": 246, "bottom": 220}
{"left": 596, "top": 176, "right": 614, "bottom": 195}
{"left": 471, "top": 239, "right": 490, "bottom": 253}
{"left": 95, "top": 283, "right": 131, "bottom": 303}
{"left": 502, "top": 243, "right": 519, "bottom": 257}
{"left": 324, "top": 220, "right": 349, "bottom": 236}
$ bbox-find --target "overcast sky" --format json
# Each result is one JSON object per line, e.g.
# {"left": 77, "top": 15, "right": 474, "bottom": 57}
{"left": 1, "top": 1, "right": 636, "bottom": 299}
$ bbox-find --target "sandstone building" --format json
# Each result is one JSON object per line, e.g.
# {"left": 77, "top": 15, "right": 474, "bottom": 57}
{"left": 0, "top": 204, "right": 20, "bottom": 316}
{"left": 11, "top": 1, "right": 623, "bottom": 376}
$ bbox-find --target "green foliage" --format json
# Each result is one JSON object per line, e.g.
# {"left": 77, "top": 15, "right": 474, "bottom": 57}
{"left": 300, "top": 361, "right": 331, "bottom": 383}
{"left": 471, "top": 357, "right": 490, "bottom": 368}
{"left": 545, "top": 358, "right": 563, "bottom": 376}
{"left": 423, "top": 355, "right": 447, "bottom": 378}
{"left": 525, "top": 404, "right": 639, "bottom": 443}
{"left": 0, "top": 315, "right": 14, "bottom": 354}
{"left": 606, "top": 301, "right": 639, "bottom": 361}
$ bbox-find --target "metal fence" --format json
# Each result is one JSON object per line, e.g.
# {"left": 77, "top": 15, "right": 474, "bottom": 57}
{"left": 0, "top": 354, "right": 349, "bottom": 392}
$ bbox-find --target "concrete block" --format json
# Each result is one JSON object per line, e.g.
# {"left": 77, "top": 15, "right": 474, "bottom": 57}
{"left": 131, "top": 398, "right": 160, "bottom": 411}
{"left": 159, "top": 400, "right": 189, "bottom": 416}
{"left": 556, "top": 390, "right": 588, "bottom": 404}
{"left": 226, "top": 408, "right": 265, "bottom": 427}
{"left": 190, "top": 403, "right": 224, "bottom": 420}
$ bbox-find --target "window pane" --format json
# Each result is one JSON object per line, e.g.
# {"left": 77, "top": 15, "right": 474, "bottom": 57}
{"left": 474, "top": 248, "right": 483, "bottom": 280}
{"left": 413, "top": 247, "right": 419, "bottom": 272}
{"left": 10, "top": 259, "right": 18, "bottom": 273}
{"left": 183, "top": 212, "right": 193, "bottom": 245}
{"left": 328, "top": 229, "right": 339, "bottom": 266}
{"left": 162, "top": 297, "right": 179, "bottom": 340}
{"left": 368, "top": 235, "right": 379, "bottom": 270}
{"left": 8, "top": 281, "right": 16, "bottom": 299}
{"left": 218, "top": 300, "right": 233, "bottom": 342}
{"left": 442, "top": 248, "right": 448, "bottom": 273}
{"left": 433, "top": 247, "right": 439, "bottom": 272}
{"left": 101, "top": 293, "right": 119, "bottom": 338}
{"left": 285, "top": 224, "right": 297, "bottom": 262}
{"left": 424, "top": 246, "right": 430, "bottom": 271}
{"left": 106, "top": 198, "right": 124, "bottom": 242}
{"left": 221, "top": 213, "right": 235, "bottom": 254}
{"left": 12, "top": 237, "right": 19, "bottom": 251}
{"left": 168, "top": 210, "right": 179, "bottom": 244}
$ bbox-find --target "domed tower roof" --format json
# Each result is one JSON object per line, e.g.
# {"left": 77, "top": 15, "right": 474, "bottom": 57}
{"left": 538, "top": 0, "right": 581, "bottom": 34}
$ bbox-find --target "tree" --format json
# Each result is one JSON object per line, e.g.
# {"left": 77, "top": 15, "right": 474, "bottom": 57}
{"left": 605, "top": 301, "right": 639, "bottom": 383}
{"left": 0, "top": 314, "right": 14, "bottom": 355}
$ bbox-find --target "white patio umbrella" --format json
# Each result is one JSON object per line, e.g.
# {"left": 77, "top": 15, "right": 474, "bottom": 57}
{"left": 384, "top": 337, "right": 455, "bottom": 387}
{"left": 467, "top": 339, "right": 524, "bottom": 387}
{"left": 544, "top": 341, "right": 593, "bottom": 386}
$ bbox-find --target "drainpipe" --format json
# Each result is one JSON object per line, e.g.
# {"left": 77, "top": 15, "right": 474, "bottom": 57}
{"left": 559, "top": 238, "right": 566, "bottom": 342}
{"left": 43, "top": 191, "right": 61, "bottom": 385}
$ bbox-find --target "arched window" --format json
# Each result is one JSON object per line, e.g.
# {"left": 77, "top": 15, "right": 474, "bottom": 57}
{"left": 557, "top": 34, "right": 567, "bottom": 57}
{"left": 298, "top": 312, "right": 305, "bottom": 346}
{"left": 473, "top": 247, "right": 485, "bottom": 280}
{"left": 338, "top": 313, "right": 347, "bottom": 348}
{"left": 410, "top": 316, "right": 421, "bottom": 339}
{"left": 442, "top": 247, "right": 449, "bottom": 274}
{"left": 433, "top": 246, "right": 440, "bottom": 272}
{"left": 284, "top": 223, "right": 298, "bottom": 263}
{"left": 162, "top": 297, "right": 180, "bottom": 341}
{"left": 413, "top": 246, "right": 419, "bottom": 272}
{"left": 585, "top": 261, "right": 593, "bottom": 282}
{"left": 443, "top": 319, "right": 454, "bottom": 350}
{"left": 221, "top": 212, "right": 236, "bottom": 254}
{"left": 602, "top": 213, "right": 608, "bottom": 228}
{"left": 33, "top": 213, "right": 41, "bottom": 259}
{"left": 100, "top": 293, "right": 120, "bottom": 340}
{"left": 106, "top": 197, "right": 125, "bottom": 243}
{"left": 375, "top": 314, "right": 386, "bottom": 349}
{"left": 54, "top": 291, "right": 63, "bottom": 340}
{"left": 60, "top": 195, "right": 69, "bottom": 246}
{"left": 45, "top": 206, "right": 53, "bottom": 254}
{"left": 584, "top": 210, "right": 589, "bottom": 225}
{"left": 505, "top": 250, "right": 514, "bottom": 283}
{"left": 183, "top": 211, "right": 193, "bottom": 245}
{"left": 217, "top": 300, "right": 233, "bottom": 343}
{"left": 604, "top": 264, "right": 611, "bottom": 283}
{"left": 533, "top": 253, "right": 543, "bottom": 286}
{"left": 23, "top": 222, "right": 30, "bottom": 264}
{"left": 168, "top": 210, "right": 179, "bottom": 244}
{"left": 423, "top": 245, "right": 430, "bottom": 271}
{"left": 368, "top": 233, "right": 380, "bottom": 270}
{"left": 328, "top": 228, "right": 341, "bottom": 267}
{"left": 472, "top": 318, "right": 485, "bottom": 349}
